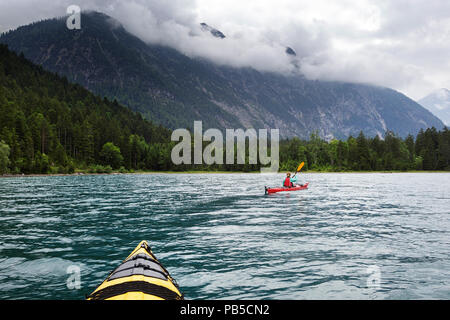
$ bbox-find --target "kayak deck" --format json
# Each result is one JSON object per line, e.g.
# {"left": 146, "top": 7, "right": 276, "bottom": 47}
{"left": 265, "top": 182, "right": 309, "bottom": 194}
{"left": 87, "top": 241, "right": 183, "bottom": 300}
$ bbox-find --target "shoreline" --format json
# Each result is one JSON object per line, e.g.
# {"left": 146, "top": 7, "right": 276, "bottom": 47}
{"left": 1, "top": 170, "right": 449, "bottom": 178}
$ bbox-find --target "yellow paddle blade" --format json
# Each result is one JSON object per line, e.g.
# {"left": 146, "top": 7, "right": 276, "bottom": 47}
{"left": 297, "top": 162, "right": 305, "bottom": 172}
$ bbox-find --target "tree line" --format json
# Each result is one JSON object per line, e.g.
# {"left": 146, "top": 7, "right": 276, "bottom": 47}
{"left": 279, "top": 129, "right": 450, "bottom": 172}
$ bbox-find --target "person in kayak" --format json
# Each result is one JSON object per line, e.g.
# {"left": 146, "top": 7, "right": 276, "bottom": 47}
{"left": 283, "top": 172, "right": 298, "bottom": 188}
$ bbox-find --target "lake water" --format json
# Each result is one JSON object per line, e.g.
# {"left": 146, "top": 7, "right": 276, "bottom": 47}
{"left": 0, "top": 173, "right": 449, "bottom": 300}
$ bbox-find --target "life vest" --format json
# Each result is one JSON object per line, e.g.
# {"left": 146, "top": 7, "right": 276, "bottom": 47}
{"left": 284, "top": 177, "right": 291, "bottom": 187}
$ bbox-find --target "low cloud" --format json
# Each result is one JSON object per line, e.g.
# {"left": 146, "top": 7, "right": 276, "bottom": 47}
{"left": 1, "top": 0, "right": 450, "bottom": 99}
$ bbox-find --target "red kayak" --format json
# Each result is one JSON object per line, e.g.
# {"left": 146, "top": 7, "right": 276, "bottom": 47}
{"left": 265, "top": 183, "right": 309, "bottom": 195}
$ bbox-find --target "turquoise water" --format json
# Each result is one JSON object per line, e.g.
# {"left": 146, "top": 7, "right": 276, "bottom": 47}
{"left": 0, "top": 173, "right": 449, "bottom": 300}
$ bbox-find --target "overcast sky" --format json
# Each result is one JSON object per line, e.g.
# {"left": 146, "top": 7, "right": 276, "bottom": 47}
{"left": 1, "top": 0, "right": 450, "bottom": 100}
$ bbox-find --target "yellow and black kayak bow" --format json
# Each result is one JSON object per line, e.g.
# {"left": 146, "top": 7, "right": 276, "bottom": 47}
{"left": 87, "top": 241, "right": 183, "bottom": 300}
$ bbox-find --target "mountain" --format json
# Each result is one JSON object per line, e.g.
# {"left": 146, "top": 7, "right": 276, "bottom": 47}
{"left": 418, "top": 89, "right": 450, "bottom": 126}
{"left": 200, "top": 23, "right": 226, "bottom": 39}
{"left": 285, "top": 47, "right": 297, "bottom": 56}
{"left": 0, "top": 43, "right": 170, "bottom": 173}
{"left": 0, "top": 11, "right": 444, "bottom": 139}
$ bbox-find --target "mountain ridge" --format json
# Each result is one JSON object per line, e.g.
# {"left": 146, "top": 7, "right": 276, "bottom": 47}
{"left": 0, "top": 11, "right": 444, "bottom": 139}
{"left": 418, "top": 88, "right": 450, "bottom": 126}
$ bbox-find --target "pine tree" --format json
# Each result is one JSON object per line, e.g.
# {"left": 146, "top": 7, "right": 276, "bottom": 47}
{"left": 356, "top": 131, "right": 371, "bottom": 170}
{"left": 0, "top": 140, "right": 10, "bottom": 174}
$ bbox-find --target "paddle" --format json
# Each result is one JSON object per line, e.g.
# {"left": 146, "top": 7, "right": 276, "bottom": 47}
{"left": 292, "top": 162, "right": 305, "bottom": 179}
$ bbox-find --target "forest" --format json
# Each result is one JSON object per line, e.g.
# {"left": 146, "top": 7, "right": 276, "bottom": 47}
{"left": 0, "top": 44, "right": 171, "bottom": 174}
{"left": 278, "top": 129, "right": 450, "bottom": 172}
{"left": 0, "top": 44, "right": 449, "bottom": 174}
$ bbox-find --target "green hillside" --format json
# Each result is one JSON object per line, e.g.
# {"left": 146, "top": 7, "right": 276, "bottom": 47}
{"left": 0, "top": 44, "right": 171, "bottom": 174}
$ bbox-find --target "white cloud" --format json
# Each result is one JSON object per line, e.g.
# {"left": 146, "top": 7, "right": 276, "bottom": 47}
{"left": 1, "top": 0, "right": 450, "bottom": 99}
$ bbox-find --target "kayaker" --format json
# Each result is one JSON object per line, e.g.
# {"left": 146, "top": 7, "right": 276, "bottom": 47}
{"left": 283, "top": 172, "right": 297, "bottom": 188}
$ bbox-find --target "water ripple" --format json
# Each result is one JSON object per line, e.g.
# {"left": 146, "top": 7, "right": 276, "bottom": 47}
{"left": 0, "top": 173, "right": 449, "bottom": 299}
